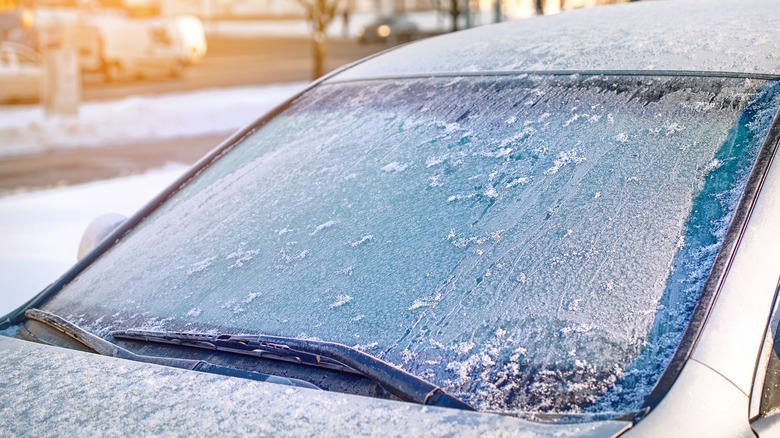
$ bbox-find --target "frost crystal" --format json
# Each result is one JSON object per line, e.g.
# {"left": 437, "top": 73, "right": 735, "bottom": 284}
{"left": 381, "top": 161, "right": 410, "bottom": 173}
{"left": 329, "top": 294, "right": 353, "bottom": 309}
{"left": 544, "top": 148, "right": 586, "bottom": 175}
{"left": 310, "top": 220, "right": 338, "bottom": 236}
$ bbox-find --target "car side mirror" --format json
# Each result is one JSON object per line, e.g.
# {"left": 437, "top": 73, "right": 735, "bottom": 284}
{"left": 77, "top": 213, "right": 127, "bottom": 261}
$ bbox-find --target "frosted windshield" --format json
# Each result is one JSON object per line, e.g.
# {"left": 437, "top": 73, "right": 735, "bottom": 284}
{"left": 45, "top": 75, "right": 779, "bottom": 417}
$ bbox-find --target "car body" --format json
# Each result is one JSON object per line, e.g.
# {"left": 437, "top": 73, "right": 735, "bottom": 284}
{"left": 2, "top": 0, "right": 780, "bottom": 436}
{"left": 357, "top": 15, "right": 419, "bottom": 44}
{"left": 72, "top": 15, "right": 193, "bottom": 81}
{"left": 0, "top": 42, "right": 41, "bottom": 103}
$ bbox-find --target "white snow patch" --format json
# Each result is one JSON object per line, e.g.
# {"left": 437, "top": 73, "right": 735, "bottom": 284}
{"left": 544, "top": 148, "right": 586, "bottom": 175}
{"left": 665, "top": 122, "right": 685, "bottom": 135}
{"left": 349, "top": 235, "right": 373, "bottom": 247}
{"left": 425, "top": 155, "right": 446, "bottom": 168}
{"left": 704, "top": 158, "right": 723, "bottom": 173}
{"left": 242, "top": 292, "right": 261, "bottom": 305}
{"left": 310, "top": 220, "right": 338, "bottom": 236}
{"left": 506, "top": 176, "right": 531, "bottom": 189}
{"left": 329, "top": 294, "right": 353, "bottom": 308}
{"left": 381, "top": 161, "right": 410, "bottom": 173}
{"left": 446, "top": 228, "right": 456, "bottom": 240}
{"left": 226, "top": 249, "right": 261, "bottom": 269}
{"left": 447, "top": 193, "right": 476, "bottom": 202}
{"left": 187, "top": 256, "right": 217, "bottom": 275}
{"left": 0, "top": 83, "right": 307, "bottom": 158}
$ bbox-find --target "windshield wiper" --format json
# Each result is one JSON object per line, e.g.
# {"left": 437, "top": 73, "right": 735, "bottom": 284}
{"left": 112, "top": 328, "right": 475, "bottom": 411}
{"left": 24, "top": 309, "right": 319, "bottom": 390}
{"left": 110, "top": 329, "right": 360, "bottom": 374}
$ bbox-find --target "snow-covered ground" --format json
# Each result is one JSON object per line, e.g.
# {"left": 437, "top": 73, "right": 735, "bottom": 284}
{"left": 0, "top": 82, "right": 306, "bottom": 315}
{"left": 0, "top": 82, "right": 307, "bottom": 158}
{"left": 0, "top": 164, "right": 187, "bottom": 316}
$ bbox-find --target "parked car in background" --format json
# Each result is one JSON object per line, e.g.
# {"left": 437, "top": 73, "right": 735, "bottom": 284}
{"left": 357, "top": 15, "right": 419, "bottom": 44}
{"left": 73, "top": 14, "right": 206, "bottom": 81}
{"left": 0, "top": 42, "right": 40, "bottom": 103}
{"left": 1, "top": 0, "right": 779, "bottom": 436}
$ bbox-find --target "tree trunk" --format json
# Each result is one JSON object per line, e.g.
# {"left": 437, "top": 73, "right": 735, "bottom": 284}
{"left": 450, "top": 0, "right": 460, "bottom": 32}
{"left": 312, "top": 30, "right": 326, "bottom": 79}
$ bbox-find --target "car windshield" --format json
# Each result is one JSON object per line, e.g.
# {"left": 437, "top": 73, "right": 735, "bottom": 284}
{"left": 42, "top": 74, "right": 780, "bottom": 418}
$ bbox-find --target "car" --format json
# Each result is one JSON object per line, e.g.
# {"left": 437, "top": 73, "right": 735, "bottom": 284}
{"left": 1, "top": 0, "right": 779, "bottom": 435}
{"left": 74, "top": 15, "right": 193, "bottom": 81}
{"left": 357, "top": 15, "right": 419, "bottom": 44}
{"left": 0, "top": 42, "right": 41, "bottom": 103}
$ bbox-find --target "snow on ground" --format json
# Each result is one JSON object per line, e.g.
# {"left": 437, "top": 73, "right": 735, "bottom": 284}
{"left": 0, "top": 164, "right": 188, "bottom": 316}
{"left": 0, "top": 82, "right": 307, "bottom": 158}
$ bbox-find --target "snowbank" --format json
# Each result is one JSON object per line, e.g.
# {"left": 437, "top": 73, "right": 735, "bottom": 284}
{"left": 0, "top": 82, "right": 307, "bottom": 158}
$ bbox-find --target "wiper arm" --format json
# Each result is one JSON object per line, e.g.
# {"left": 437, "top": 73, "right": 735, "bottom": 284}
{"left": 112, "top": 329, "right": 360, "bottom": 374}
{"left": 113, "top": 328, "right": 475, "bottom": 411}
{"left": 24, "top": 309, "right": 319, "bottom": 390}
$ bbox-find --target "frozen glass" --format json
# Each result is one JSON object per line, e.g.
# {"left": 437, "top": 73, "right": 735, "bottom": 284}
{"left": 45, "top": 75, "right": 780, "bottom": 417}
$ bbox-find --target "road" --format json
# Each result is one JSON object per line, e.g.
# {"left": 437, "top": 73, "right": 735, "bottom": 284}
{"left": 0, "top": 134, "right": 227, "bottom": 194}
{"left": 82, "top": 37, "right": 388, "bottom": 102}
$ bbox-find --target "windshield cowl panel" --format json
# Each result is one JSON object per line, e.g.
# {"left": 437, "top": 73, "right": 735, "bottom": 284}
{"left": 40, "top": 74, "right": 780, "bottom": 418}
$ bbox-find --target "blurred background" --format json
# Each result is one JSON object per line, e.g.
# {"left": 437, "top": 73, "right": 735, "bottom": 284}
{"left": 0, "top": 0, "right": 633, "bottom": 313}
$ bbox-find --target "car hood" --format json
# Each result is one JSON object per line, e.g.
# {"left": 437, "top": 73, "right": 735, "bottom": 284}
{"left": 0, "top": 336, "right": 631, "bottom": 436}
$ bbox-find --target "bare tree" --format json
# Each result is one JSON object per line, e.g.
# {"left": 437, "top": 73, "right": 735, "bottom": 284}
{"left": 446, "top": 0, "right": 462, "bottom": 32}
{"left": 535, "top": 0, "right": 544, "bottom": 14}
{"left": 297, "top": 0, "right": 343, "bottom": 79}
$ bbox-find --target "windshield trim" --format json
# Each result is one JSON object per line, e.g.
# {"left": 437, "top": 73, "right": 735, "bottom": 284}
{"left": 324, "top": 70, "right": 780, "bottom": 85}
{"left": 2, "top": 73, "right": 778, "bottom": 424}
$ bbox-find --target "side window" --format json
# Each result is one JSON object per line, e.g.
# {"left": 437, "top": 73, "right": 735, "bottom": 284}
{"left": 752, "top": 280, "right": 780, "bottom": 435}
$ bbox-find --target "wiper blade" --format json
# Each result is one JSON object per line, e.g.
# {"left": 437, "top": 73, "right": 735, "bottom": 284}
{"left": 24, "top": 309, "right": 319, "bottom": 390}
{"left": 111, "top": 329, "right": 360, "bottom": 374}
{"left": 113, "top": 328, "right": 475, "bottom": 412}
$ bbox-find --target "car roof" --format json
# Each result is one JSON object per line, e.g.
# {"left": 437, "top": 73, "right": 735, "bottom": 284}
{"left": 332, "top": 0, "right": 780, "bottom": 82}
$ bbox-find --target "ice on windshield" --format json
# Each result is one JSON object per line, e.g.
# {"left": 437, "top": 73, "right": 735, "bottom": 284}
{"left": 45, "top": 75, "right": 779, "bottom": 417}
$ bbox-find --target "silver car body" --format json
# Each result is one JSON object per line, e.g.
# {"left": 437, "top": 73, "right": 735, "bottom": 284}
{"left": 1, "top": 0, "right": 779, "bottom": 436}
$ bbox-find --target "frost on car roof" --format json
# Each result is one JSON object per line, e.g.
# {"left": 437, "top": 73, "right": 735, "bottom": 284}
{"left": 44, "top": 74, "right": 780, "bottom": 418}
{"left": 334, "top": 0, "right": 780, "bottom": 81}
